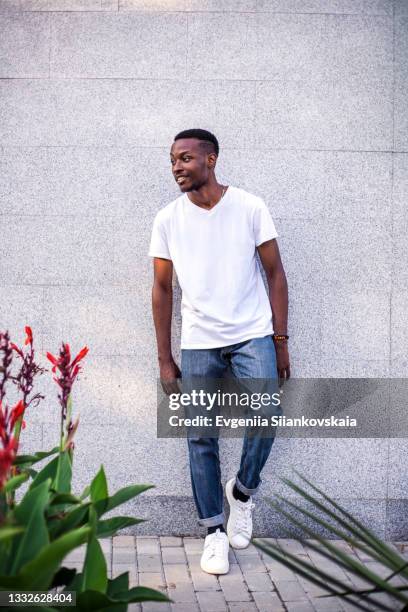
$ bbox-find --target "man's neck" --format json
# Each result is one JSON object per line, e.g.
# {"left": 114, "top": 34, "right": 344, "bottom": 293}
{"left": 187, "top": 180, "right": 227, "bottom": 210}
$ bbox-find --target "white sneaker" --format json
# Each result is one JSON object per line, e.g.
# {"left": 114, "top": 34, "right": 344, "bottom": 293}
{"left": 200, "top": 528, "right": 229, "bottom": 575}
{"left": 226, "top": 477, "right": 255, "bottom": 549}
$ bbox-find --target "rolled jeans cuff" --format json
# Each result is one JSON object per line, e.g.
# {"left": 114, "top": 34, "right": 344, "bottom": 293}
{"left": 235, "top": 475, "right": 260, "bottom": 496}
{"left": 198, "top": 512, "right": 225, "bottom": 528}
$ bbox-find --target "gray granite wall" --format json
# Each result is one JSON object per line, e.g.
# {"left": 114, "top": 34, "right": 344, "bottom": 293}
{"left": 1, "top": 0, "right": 407, "bottom": 537}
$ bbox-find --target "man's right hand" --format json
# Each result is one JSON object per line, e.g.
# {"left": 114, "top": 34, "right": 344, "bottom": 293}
{"left": 159, "top": 359, "right": 182, "bottom": 396}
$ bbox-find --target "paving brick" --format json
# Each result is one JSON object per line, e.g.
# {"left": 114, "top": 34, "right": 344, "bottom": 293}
{"left": 113, "top": 564, "right": 138, "bottom": 587}
{"left": 219, "top": 573, "right": 252, "bottom": 601}
{"left": 233, "top": 543, "right": 261, "bottom": 556}
{"left": 138, "top": 555, "right": 163, "bottom": 573}
{"left": 228, "top": 603, "right": 258, "bottom": 611}
{"left": 99, "top": 539, "right": 112, "bottom": 553}
{"left": 164, "top": 564, "right": 190, "bottom": 584}
{"left": 252, "top": 591, "right": 286, "bottom": 612}
{"left": 170, "top": 605, "right": 200, "bottom": 612}
{"left": 64, "top": 545, "right": 87, "bottom": 563}
{"left": 184, "top": 553, "right": 201, "bottom": 573}
{"left": 112, "top": 547, "right": 137, "bottom": 564}
{"left": 161, "top": 536, "right": 182, "bottom": 547}
{"left": 113, "top": 535, "right": 135, "bottom": 547}
{"left": 221, "top": 563, "right": 243, "bottom": 579}
{"left": 166, "top": 580, "right": 196, "bottom": 603}
{"left": 141, "top": 603, "right": 171, "bottom": 612}
{"left": 236, "top": 555, "right": 266, "bottom": 573}
{"left": 137, "top": 537, "right": 160, "bottom": 554}
{"left": 244, "top": 571, "right": 275, "bottom": 592}
{"left": 138, "top": 572, "right": 167, "bottom": 593}
{"left": 312, "top": 595, "right": 344, "bottom": 611}
{"left": 162, "top": 547, "right": 187, "bottom": 564}
{"left": 265, "top": 560, "right": 297, "bottom": 580}
{"left": 285, "top": 602, "right": 315, "bottom": 612}
{"left": 189, "top": 568, "right": 219, "bottom": 591}
{"left": 277, "top": 539, "right": 307, "bottom": 555}
{"left": 183, "top": 538, "right": 203, "bottom": 553}
{"left": 196, "top": 590, "right": 228, "bottom": 612}
{"left": 274, "top": 580, "right": 309, "bottom": 602}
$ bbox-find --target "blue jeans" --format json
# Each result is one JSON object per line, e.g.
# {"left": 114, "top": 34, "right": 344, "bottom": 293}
{"left": 181, "top": 335, "right": 278, "bottom": 527}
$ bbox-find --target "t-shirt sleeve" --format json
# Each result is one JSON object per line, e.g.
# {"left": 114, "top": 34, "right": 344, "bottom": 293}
{"left": 148, "top": 213, "right": 172, "bottom": 260}
{"left": 253, "top": 199, "right": 279, "bottom": 247}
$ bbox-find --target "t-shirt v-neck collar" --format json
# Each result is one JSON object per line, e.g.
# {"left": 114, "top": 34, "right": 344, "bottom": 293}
{"left": 184, "top": 186, "right": 232, "bottom": 215}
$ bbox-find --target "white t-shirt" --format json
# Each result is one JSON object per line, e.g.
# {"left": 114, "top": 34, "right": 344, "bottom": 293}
{"left": 148, "top": 186, "right": 278, "bottom": 349}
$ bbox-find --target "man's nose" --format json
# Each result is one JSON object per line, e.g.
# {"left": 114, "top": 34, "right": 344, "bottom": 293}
{"left": 173, "top": 160, "right": 183, "bottom": 173}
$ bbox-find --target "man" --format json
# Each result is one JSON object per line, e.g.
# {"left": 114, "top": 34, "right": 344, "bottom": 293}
{"left": 149, "top": 128, "right": 290, "bottom": 575}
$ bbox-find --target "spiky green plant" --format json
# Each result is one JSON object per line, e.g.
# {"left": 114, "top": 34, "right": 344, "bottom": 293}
{"left": 253, "top": 471, "right": 408, "bottom": 612}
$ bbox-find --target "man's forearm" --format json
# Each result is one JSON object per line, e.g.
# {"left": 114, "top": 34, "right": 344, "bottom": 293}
{"left": 267, "top": 270, "right": 288, "bottom": 334}
{"left": 152, "top": 283, "right": 173, "bottom": 362}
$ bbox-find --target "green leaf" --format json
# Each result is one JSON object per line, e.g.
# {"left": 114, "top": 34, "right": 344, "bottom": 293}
{"left": 268, "top": 498, "right": 408, "bottom": 605}
{"left": 94, "top": 484, "right": 154, "bottom": 518}
{"left": 10, "top": 479, "right": 51, "bottom": 574}
{"left": 4, "top": 473, "right": 29, "bottom": 493}
{"left": 291, "top": 471, "right": 406, "bottom": 572}
{"left": 96, "top": 516, "right": 144, "bottom": 538}
{"left": 18, "top": 526, "right": 91, "bottom": 590}
{"left": 53, "top": 451, "right": 72, "bottom": 494}
{"left": 253, "top": 539, "right": 378, "bottom": 612}
{"left": 50, "top": 493, "right": 81, "bottom": 505}
{"left": 29, "top": 455, "right": 59, "bottom": 491}
{"left": 14, "top": 447, "right": 59, "bottom": 467}
{"left": 0, "top": 526, "right": 24, "bottom": 542}
{"left": 107, "top": 572, "right": 129, "bottom": 597}
{"left": 80, "top": 484, "right": 91, "bottom": 500}
{"left": 81, "top": 536, "right": 108, "bottom": 593}
{"left": 48, "top": 503, "right": 90, "bottom": 540}
{"left": 75, "top": 586, "right": 170, "bottom": 610}
{"left": 116, "top": 586, "right": 170, "bottom": 603}
{"left": 90, "top": 466, "right": 108, "bottom": 507}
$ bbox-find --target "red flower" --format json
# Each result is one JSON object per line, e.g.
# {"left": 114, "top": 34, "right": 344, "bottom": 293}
{"left": 10, "top": 343, "right": 24, "bottom": 358}
{"left": 0, "top": 437, "right": 17, "bottom": 489}
{"left": 9, "top": 400, "right": 25, "bottom": 431}
{"left": 24, "top": 326, "right": 33, "bottom": 346}
{"left": 71, "top": 346, "right": 89, "bottom": 368}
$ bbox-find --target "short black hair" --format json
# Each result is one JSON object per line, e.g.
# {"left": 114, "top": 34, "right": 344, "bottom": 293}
{"left": 174, "top": 128, "right": 219, "bottom": 157}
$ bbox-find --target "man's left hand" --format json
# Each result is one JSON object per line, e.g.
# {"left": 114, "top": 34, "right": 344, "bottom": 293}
{"left": 275, "top": 342, "right": 290, "bottom": 383}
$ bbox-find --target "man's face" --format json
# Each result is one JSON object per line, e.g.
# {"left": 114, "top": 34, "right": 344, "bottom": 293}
{"left": 170, "top": 138, "right": 214, "bottom": 192}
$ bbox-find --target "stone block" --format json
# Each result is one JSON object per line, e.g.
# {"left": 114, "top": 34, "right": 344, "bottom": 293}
{"left": 187, "top": 13, "right": 256, "bottom": 80}
{"left": 196, "top": 591, "right": 228, "bottom": 612}
{"left": 0, "top": 79, "right": 255, "bottom": 148}
{"left": 257, "top": 0, "right": 391, "bottom": 14}
{"left": 252, "top": 591, "right": 286, "bottom": 611}
{"left": 23, "top": 0, "right": 116, "bottom": 9}
{"left": 160, "top": 537, "right": 182, "bottom": 547}
{"left": 274, "top": 580, "right": 308, "bottom": 602}
{"left": 0, "top": 216, "right": 115, "bottom": 286}
{"left": 256, "top": 29, "right": 392, "bottom": 152}
{"left": 321, "top": 290, "right": 390, "bottom": 362}
{"left": 161, "top": 547, "right": 186, "bottom": 564}
{"left": 50, "top": 12, "right": 187, "bottom": 79}
{"left": 391, "top": 292, "right": 408, "bottom": 376}
{"left": 394, "top": 154, "right": 408, "bottom": 224}
{"left": 395, "top": 15, "right": 408, "bottom": 151}
{"left": 0, "top": 12, "right": 49, "bottom": 77}
{"left": 0, "top": 146, "right": 48, "bottom": 215}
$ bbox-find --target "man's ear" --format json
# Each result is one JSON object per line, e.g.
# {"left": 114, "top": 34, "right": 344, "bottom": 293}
{"left": 207, "top": 153, "right": 217, "bottom": 169}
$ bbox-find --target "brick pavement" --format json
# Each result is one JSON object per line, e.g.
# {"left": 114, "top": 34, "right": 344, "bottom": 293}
{"left": 64, "top": 537, "right": 408, "bottom": 612}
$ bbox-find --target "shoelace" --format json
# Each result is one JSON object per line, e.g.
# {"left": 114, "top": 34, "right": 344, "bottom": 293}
{"left": 207, "top": 530, "right": 226, "bottom": 558}
{"left": 234, "top": 502, "right": 255, "bottom": 535}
